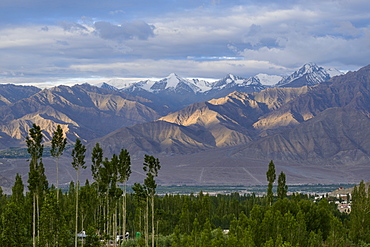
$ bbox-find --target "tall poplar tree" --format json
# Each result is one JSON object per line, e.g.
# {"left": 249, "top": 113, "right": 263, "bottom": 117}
{"left": 266, "top": 160, "right": 276, "bottom": 206}
{"left": 26, "top": 123, "right": 47, "bottom": 247}
{"left": 12, "top": 173, "right": 24, "bottom": 204}
{"left": 277, "top": 171, "right": 288, "bottom": 200}
{"left": 71, "top": 138, "right": 86, "bottom": 247}
{"left": 350, "top": 180, "right": 370, "bottom": 243}
{"left": 50, "top": 124, "right": 67, "bottom": 202}
{"left": 143, "top": 155, "right": 161, "bottom": 247}
{"left": 117, "top": 149, "right": 131, "bottom": 241}
{"left": 91, "top": 143, "right": 103, "bottom": 232}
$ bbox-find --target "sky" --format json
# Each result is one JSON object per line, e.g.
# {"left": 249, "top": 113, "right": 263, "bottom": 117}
{"left": 0, "top": 0, "right": 370, "bottom": 87}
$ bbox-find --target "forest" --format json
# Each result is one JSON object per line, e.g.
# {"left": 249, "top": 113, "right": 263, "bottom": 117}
{"left": 0, "top": 123, "right": 370, "bottom": 247}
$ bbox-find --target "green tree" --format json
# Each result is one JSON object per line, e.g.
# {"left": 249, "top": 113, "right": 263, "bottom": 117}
{"left": 132, "top": 182, "right": 147, "bottom": 244}
{"left": 1, "top": 201, "right": 29, "bottom": 246}
{"left": 12, "top": 173, "right": 24, "bottom": 204}
{"left": 1, "top": 174, "right": 28, "bottom": 246}
{"left": 71, "top": 138, "right": 86, "bottom": 247}
{"left": 91, "top": 143, "right": 103, "bottom": 185}
{"left": 50, "top": 124, "right": 67, "bottom": 202}
{"left": 277, "top": 171, "right": 288, "bottom": 200}
{"left": 26, "top": 123, "right": 48, "bottom": 247}
{"left": 90, "top": 143, "right": 104, "bottom": 234}
{"left": 117, "top": 149, "right": 132, "bottom": 242}
{"left": 143, "top": 155, "right": 161, "bottom": 247}
{"left": 350, "top": 180, "right": 370, "bottom": 243}
{"left": 266, "top": 160, "right": 276, "bottom": 206}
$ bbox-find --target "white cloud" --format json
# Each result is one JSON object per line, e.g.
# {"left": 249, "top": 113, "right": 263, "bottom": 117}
{"left": 0, "top": 0, "right": 369, "bottom": 85}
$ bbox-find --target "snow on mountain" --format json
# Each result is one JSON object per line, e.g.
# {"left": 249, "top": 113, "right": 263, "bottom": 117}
{"left": 212, "top": 74, "right": 264, "bottom": 89}
{"left": 190, "top": 78, "right": 213, "bottom": 92}
{"left": 255, "top": 73, "right": 283, "bottom": 86}
{"left": 325, "top": 67, "right": 343, "bottom": 78}
{"left": 151, "top": 73, "right": 198, "bottom": 92}
{"left": 276, "top": 63, "right": 332, "bottom": 87}
{"left": 119, "top": 73, "right": 213, "bottom": 94}
{"left": 97, "top": 63, "right": 340, "bottom": 95}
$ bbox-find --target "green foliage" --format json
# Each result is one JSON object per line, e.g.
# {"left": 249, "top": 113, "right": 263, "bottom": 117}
{"left": 91, "top": 142, "right": 103, "bottom": 182}
{"left": 266, "top": 160, "right": 276, "bottom": 206}
{"left": 277, "top": 171, "right": 288, "bottom": 199}
{"left": 1, "top": 201, "right": 29, "bottom": 246}
{"left": 350, "top": 180, "right": 370, "bottom": 243}
{"left": 27, "top": 123, "right": 48, "bottom": 194}
{"left": 71, "top": 138, "right": 86, "bottom": 171}
{"left": 50, "top": 124, "right": 67, "bottom": 158}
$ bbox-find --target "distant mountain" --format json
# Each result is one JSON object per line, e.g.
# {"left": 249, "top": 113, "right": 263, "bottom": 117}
{"left": 87, "top": 91, "right": 264, "bottom": 156}
{"left": 92, "top": 64, "right": 370, "bottom": 167}
{"left": 0, "top": 84, "right": 40, "bottom": 106}
{"left": 0, "top": 83, "right": 167, "bottom": 148}
{"left": 0, "top": 62, "right": 348, "bottom": 159}
{"left": 110, "top": 74, "right": 209, "bottom": 111}
{"left": 90, "top": 87, "right": 310, "bottom": 157}
{"left": 121, "top": 73, "right": 212, "bottom": 94}
{"left": 234, "top": 64, "right": 370, "bottom": 162}
{"left": 276, "top": 63, "right": 342, "bottom": 87}
{"left": 97, "top": 63, "right": 338, "bottom": 110}
{"left": 100, "top": 82, "right": 119, "bottom": 91}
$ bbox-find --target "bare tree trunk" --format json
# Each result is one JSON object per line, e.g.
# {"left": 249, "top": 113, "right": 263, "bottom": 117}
{"left": 56, "top": 157, "right": 59, "bottom": 202}
{"left": 37, "top": 193, "right": 40, "bottom": 244}
{"left": 151, "top": 195, "right": 155, "bottom": 247}
{"left": 122, "top": 181, "right": 127, "bottom": 242}
{"left": 113, "top": 206, "right": 117, "bottom": 247}
{"left": 145, "top": 197, "right": 149, "bottom": 247}
{"left": 33, "top": 193, "right": 36, "bottom": 247}
{"left": 75, "top": 171, "right": 80, "bottom": 247}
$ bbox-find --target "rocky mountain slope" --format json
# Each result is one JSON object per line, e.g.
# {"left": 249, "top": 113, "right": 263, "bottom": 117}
{"left": 93, "top": 64, "right": 370, "bottom": 167}
{"left": 0, "top": 84, "right": 40, "bottom": 106}
{"left": 233, "top": 64, "right": 370, "bottom": 163}
{"left": 0, "top": 84, "right": 167, "bottom": 148}
{"left": 0, "top": 63, "right": 349, "bottom": 154}
{"left": 90, "top": 86, "right": 312, "bottom": 156}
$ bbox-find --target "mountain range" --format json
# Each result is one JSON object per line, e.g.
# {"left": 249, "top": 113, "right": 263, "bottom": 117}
{"left": 2, "top": 62, "right": 370, "bottom": 187}
{"left": 0, "top": 63, "right": 340, "bottom": 149}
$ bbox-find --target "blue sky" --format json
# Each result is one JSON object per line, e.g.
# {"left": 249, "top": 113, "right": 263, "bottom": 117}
{"left": 0, "top": 0, "right": 369, "bottom": 86}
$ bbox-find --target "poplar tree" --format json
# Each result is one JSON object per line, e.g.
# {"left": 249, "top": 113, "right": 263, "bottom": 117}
{"left": 12, "top": 173, "right": 24, "bottom": 204}
{"left": 71, "top": 138, "right": 86, "bottom": 247}
{"left": 277, "top": 171, "right": 288, "bottom": 200}
{"left": 117, "top": 149, "right": 131, "bottom": 241}
{"left": 91, "top": 143, "right": 104, "bottom": 235}
{"left": 350, "top": 180, "right": 370, "bottom": 243}
{"left": 266, "top": 160, "right": 276, "bottom": 206}
{"left": 1, "top": 174, "right": 27, "bottom": 245}
{"left": 132, "top": 182, "right": 147, "bottom": 245}
{"left": 50, "top": 124, "right": 67, "bottom": 202}
{"left": 26, "top": 123, "right": 47, "bottom": 247}
{"left": 143, "top": 155, "right": 161, "bottom": 247}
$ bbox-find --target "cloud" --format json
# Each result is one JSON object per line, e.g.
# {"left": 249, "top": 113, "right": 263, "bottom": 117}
{"left": 58, "top": 21, "right": 88, "bottom": 33}
{"left": 0, "top": 0, "right": 370, "bottom": 86}
{"left": 68, "top": 58, "right": 287, "bottom": 79}
{"left": 94, "top": 20, "right": 155, "bottom": 41}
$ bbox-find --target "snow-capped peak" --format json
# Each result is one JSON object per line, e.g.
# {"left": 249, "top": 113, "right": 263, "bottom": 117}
{"left": 276, "top": 63, "right": 331, "bottom": 87}
{"left": 163, "top": 73, "right": 182, "bottom": 89}
{"left": 99, "top": 82, "right": 119, "bottom": 91}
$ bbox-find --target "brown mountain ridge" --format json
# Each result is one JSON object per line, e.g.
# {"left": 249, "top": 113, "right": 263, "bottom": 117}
{"left": 91, "top": 64, "right": 370, "bottom": 167}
